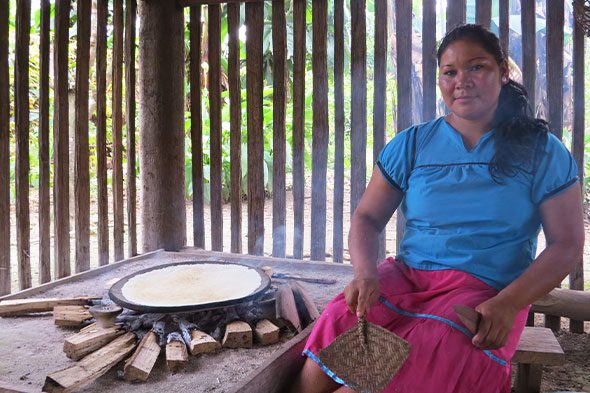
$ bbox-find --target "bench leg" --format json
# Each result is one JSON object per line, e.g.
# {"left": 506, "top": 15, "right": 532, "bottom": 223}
{"left": 515, "top": 363, "right": 543, "bottom": 393}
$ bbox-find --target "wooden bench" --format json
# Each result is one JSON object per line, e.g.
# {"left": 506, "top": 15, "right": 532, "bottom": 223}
{"left": 512, "top": 326, "right": 565, "bottom": 393}
{"left": 233, "top": 325, "right": 565, "bottom": 393}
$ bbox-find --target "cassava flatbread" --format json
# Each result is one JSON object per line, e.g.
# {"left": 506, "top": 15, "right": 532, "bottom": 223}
{"left": 121, "top": 264, "right": 263, "bottom": 307}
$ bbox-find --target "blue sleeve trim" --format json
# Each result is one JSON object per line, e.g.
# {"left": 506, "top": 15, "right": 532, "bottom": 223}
{"left": 302, "top": 349, "right": 350, "bottom": 387}
{"left": 539, "top": 177, "right": 579, "bottom": 204}
{"left": 376, "top": 160, "right": 404, "bottom": 192}
{"left": 378, "top": 297, "right": 508, "bottom": 366}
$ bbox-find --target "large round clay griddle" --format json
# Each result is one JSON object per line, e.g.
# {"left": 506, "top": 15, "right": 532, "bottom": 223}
{"left": 109, "top": 261, "right": 271, "bottom": 313}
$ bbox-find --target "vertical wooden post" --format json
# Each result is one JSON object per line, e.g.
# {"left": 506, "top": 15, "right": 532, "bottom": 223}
{"left": 209, "top": 4, "right": 223, "bottom": 252}
{"left": 96, "top": 0, "right": 109, "bottom": 266}
{"left": 521, "top": 0, "right": 536, "bottom": 113}
{"left": 112, "top": 0, "right": 125, "bottom": 261}
{"left": 228, "top": 3, "right": 242, "bottom": 254}
{"left": 446, "top": 0, "right": 465, "bottom": 32}
{"left": 422, "top": 0, "right": 436, "bottom": 122}
{"left": 272, "top": 0, "right": 287, "bottom": 259}
{"left": 15, "top": 0, "right": 32, "bottom": 289}
{"left": 0, "top": 0, "right": 10, "bottom": 294}
{"left": 544, "top": 0, "right": 564, "bottom": 332}
{"left": 39, "top": 0, "right": 51, "bottom": 283}
{"left": 350, "top": 0, "right": 367, "bottom": 219}
{"left": 569, "top": 0, "right": 585, "bottom": 334}
{"left": 499, "top": 0, "right": 509, "bottom": 57}
{"left": 332, "top": 0, "right": 344, "bottom": 263}
{"left": 246, "top": 2, "right": 265, "bottom": 256}
{"left": 475, "top": 0, "right": 491, "bottom": 29}
{"left": 75, "top": 0, "right": 91, "bottom": 273}
{"left": 125, "top": 0, "right": 138, "bottom": 257}
{"left": 374, "top": 0, "right": 387, "bottom": 261}
{"left": 292, "top": 0, "right": 306, "bottom": 259}
{"left": 190, "top": 5, "right": 205, "bottom": 249}
{"left": 310, "top": 0, "right": 329, "bottom": 262}
{"left": 53, "top": 0, "right": 71, "bottom": 279}
{"left": 139, "top": 0, "right": 186, "bottom": 252}
{"left": 395, "top": 0, "right": 412, "bottom": 251}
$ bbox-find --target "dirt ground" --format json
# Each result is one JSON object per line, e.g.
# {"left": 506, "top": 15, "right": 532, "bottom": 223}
{"left": 6, "top": 179, "right": 590, "bottom": 392}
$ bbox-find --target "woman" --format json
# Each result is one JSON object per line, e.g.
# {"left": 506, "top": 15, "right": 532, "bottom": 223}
{"left": 292, "top": 24, "right": 584, "bottom": 393}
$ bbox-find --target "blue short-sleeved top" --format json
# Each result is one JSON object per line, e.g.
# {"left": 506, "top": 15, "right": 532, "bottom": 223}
{"left": 376, "top": 117, "right": 578, "bottom": 289}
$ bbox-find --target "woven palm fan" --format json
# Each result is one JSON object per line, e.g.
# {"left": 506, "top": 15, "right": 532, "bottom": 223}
{"left": 318, "top": 317, "right": 411, "bottom": 393}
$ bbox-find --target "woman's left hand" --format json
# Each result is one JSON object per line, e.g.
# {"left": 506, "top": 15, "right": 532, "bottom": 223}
{"left": 472, "top": 295, "right": 520, "bottom": 350}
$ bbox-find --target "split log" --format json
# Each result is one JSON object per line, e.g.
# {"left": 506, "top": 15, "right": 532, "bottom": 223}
{"left": 275, "top": 284, "right": 302, "bottom": 332}
{"left": 0, "top": 297, "right": 99, "bottom": 316}
{"left": 531, "top": 288, "right": 590, "bottom": 321}
{"left": 189, "top": 330, "right": 221, "bottom": 355}
{"left": 79, "top": 322, "right": 97, "bottom": 333}
{"left": 222, "top": 321, "right": 253, "bottom": 348}
{"left": 123, "top": 331, "right": 160, "bottom": 382}
{"left": 64, "top": 325, "right": 123, "bottom": 361}
{"left": 166, "top": 339, "right": 189, "bottom": 372}
{"left": 290, "top": 281, "right": 320, "bottom": 328}
{"left": 254, "top": 319, "right": 280, "bottom": 346}
{"left": 53, "top": 305, "right": 92, "bottom": 327}
{"left": 43, "top": 332, "right": 136, "bottom": 393}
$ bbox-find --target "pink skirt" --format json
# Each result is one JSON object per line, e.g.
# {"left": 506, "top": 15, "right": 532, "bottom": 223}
{"left": 303, "top": 258, "right": 529, "bottom": 393}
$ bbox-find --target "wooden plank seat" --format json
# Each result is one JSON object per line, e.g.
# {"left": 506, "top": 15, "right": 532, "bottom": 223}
{"left": 233, "top": 326, "right": 565, "bottom": 393}
{"left": 512, "top": 326, "right": 565, "bottom": 393}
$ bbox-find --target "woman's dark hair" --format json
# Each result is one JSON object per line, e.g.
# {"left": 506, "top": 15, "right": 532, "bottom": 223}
{"left": 437, "top": 24, "right": 548, "bottom": 182}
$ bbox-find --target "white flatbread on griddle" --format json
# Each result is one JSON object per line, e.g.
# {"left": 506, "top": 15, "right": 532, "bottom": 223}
{"left": 121, "top": 264, "right": 263, "bottom": 307}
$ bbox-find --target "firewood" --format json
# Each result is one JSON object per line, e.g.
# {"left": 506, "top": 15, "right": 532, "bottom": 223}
{"left": 275, "top": 284, "right": 302, "bottom": 332}
{"left": 53, "top": 306, "right": 92, "bottom": 327}
{"left": 254, "top": 319, "right": 280, "bottom": 346}
{"left": 123, "top": 331, "right": 161, "bottom": 382}
{"left": 43, "top": 332, "right": 136, "bottom": 393}
{"left": 64, "top": 325, "right": 123, "bottom": 361}
{"left": 189, "top": 330, "right": 221, "bottom": 355}
{"left": 79, "top": 323, "right": 97, "bottom": 333}
{"left": 290, "top": 281, "right": 320, "bottom": 328}
{"left": 0, "top": 297, "right": 99, "bottom": 316}
{"left": 166, "top": 340, "right": 189, "bottom": 372}
{"left": 222, "top": 321, "right": 253, "bottom": 349}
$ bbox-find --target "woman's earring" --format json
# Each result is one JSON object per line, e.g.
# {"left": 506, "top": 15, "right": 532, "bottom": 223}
{"left": 502, "top": 76, "right": 508, "bottom": 84}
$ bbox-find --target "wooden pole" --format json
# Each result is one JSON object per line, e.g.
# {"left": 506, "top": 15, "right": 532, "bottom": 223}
{"left": 544, "top": 0, "right": 564, "bottom": 331}
{"left": 332, "top": 0, "right": 344, "bottom": 263}
{"left": 374, "top": 0, "right": 387, "bottom": 261}
{"left": 499, "top": 0, "right": 509, "bottom": 57}
{"left": 139, "top": 0, "right": 187, "bottom": 252}
{"left": 38, "top": 0, "right": 51, "bottom": 283}
{"left": 422, "top": 0, "right": 436, "bottom": 122}
{"left": 350, "top": 0, "right": 367, "bottom": 219}
{"left": 569, "top": 0, "right": 585, "bottom": 334}
{"left": 53, "top": 0, "right": 71, "bottom": 279}
{"left": 112, "top": 0, "right": 125, "bottom": 261}
{"left": 96, "top": 0, "right": 109, "bottom": 266}
{"left": 209, "top": 4, "right": 223, "bottom": 252}
{"left": 15, "top": 0, "right": 32, "bottom": 289}
{"left": 310, "top": 0, "right": 329, "bottom": 262}
{"left": 272, "top": 0, "right": 287, "bottom": 258}
{"left": 395, "top": 0, "right": 412, "bottom": 251}
{"left": 246, "top": 1, "right": 265, "bottom": 256}
{"left": 521, "top": 0, "right": 536, "bottom": 113}
{"left": 291, "top": 0, "right": 305, "bottom": 259}
{"left": 0, "top": 0, "right": 11, "bottom": 294}
{"left": 75, "top": 0, "right": 92, "bottom": 273}
{"left": 125, "top": 0, "right": 138, "bottom": 257}
{"left": 189, "top": 5, "right": 205, "bottom": 249}
{"left": 228, "top": 3, "right": 242, "bottom": 254}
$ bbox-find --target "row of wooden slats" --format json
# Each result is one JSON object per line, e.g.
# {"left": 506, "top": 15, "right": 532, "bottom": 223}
{"left": 0, "top": 1, "right": 586, "bottom": 336}
{"left": 0, "top": 0, "right": 137, "bottom": 295}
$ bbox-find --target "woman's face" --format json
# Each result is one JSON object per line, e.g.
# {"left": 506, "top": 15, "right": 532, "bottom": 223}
{"left": 438, "top": 39, "right": 508, "bottom": 124}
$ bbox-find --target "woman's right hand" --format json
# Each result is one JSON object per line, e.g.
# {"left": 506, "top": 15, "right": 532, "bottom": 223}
{"left": 343, "top": 272, "right": 380, "bottom": 318}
